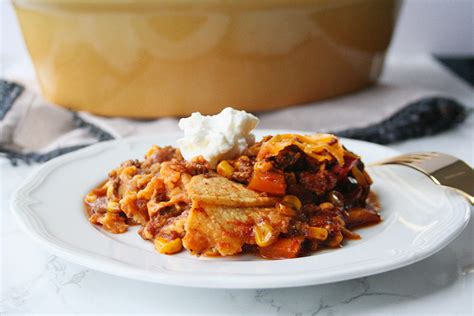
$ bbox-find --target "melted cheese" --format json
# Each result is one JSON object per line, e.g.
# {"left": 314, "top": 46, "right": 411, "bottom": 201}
{"left": 257, "top": 133, "right": 347, "bottom": 165}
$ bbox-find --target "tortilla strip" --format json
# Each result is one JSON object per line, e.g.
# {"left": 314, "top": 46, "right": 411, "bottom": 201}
{"left": 182, "top": 202, "right": 292, "bottom": 256}
{"left": 186, "top": 175, "right": 278, "bottom": 207}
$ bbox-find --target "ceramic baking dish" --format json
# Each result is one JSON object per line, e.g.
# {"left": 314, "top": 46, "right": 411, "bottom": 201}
{"left": 14, "top": 0, "right": 401, "bottom": 118}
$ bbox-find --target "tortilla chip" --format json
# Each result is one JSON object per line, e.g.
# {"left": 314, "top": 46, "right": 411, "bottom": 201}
{"left": 182, "top": 203, "right": 292, "bottom": 256}
{"left": 185, "top": 175, "right": 278, "bottom": 207}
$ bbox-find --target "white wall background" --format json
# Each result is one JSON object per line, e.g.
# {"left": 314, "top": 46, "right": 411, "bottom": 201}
{"left": 1, "top": 0, "right": 473, "bottom": 78}
{"left": 391, "top": 0, "right": 473, "bottom": 55}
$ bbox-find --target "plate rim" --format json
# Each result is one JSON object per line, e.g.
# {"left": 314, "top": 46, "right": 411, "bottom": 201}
{"left": 10, "top": 130, "right": 472, "bottom": 289}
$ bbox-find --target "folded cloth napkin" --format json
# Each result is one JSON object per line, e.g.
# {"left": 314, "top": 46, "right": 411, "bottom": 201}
{"left": 0, "top": 79, "right": 467, "bottom": 165}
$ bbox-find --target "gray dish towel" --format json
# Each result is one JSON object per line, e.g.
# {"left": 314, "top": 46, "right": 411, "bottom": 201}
{"left": 0, "top": 79, "right": 467, "bottom": 165}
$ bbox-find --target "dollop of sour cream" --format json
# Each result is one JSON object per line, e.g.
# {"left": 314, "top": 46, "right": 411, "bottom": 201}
{"left": 177, "top": 107, "right": 259, "bottom": 167}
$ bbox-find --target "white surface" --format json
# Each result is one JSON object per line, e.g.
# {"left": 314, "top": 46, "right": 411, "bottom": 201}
{"left": 390, "top": 0, "right": 474, "bottom": 55}
{"left": 11, "top": 132, "right": 471, "bottom": 289}
{"left": 1, "top": 0, "right": 474, "bottom": 313}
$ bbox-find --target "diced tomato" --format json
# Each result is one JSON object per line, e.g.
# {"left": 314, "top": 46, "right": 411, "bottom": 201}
{"left": 259, "top": 237, "right": 304, "bottom": 259}
{"left": 248, "top": 170, "right": 286, "bottom": 195}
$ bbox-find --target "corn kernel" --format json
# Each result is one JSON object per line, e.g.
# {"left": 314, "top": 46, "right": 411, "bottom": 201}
{"left": 145, "top": 145, "right": 160, "bottom": 158}
{"left": 254, "top": 161, "right": 272, "bottom": 172}
{"left": 307, "top": 227, "right": 328, "bottom": 240}
{"left": 217, "top": 160, "right": 234, "bottom": 178}
{"left": 254, "top": 221, "right": 276, "bottom": 247}
{"left": 154, "top": 237, "right": 183, "bottom": 254}
{"left": 282, "top": 195, "right": 302, "bottom": 210}
{"left": 319, "top": 202, "right": 334, "bottom": 211}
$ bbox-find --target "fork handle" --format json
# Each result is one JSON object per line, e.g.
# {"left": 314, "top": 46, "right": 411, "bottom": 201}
{"left": 430, "top": 160, "right": 474, "bottom": 204}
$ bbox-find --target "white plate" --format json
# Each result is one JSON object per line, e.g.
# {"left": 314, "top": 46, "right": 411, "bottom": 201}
{"left": 11, "top": 130, "right": 471, "bottom": 289}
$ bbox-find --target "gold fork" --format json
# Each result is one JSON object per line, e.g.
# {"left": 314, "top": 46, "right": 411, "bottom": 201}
{"left": 371, "top": 152, "right": 474, "bottom": 205}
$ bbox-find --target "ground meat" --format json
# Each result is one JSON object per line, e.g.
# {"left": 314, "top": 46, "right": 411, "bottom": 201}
{"left": 140, "top": 204, "right": 184, "bottom": 240}
{"left": 285, "top": 173, "right": 314, "bottom": 203}
{"left": 108, "top": 177, "right": 120, "bottom": 198}
{"left": 122, "top": 159, "right": 141, "bottom": 168}
{"left": 146, "top": 146, "right": 182, "bottom": 165}
{"left": 298, "top": 169, "right": 338, "bottom": 196}
{"left": 150, "top": 187, "right": 167, "bottom": 204}
{"left": 85, "top": 196, "right": 108, "bottom": 215}
{"left": 271, "top": 146, "right": 302, "bottom": 170}
{"left": 231, "top": 156, "right": 254, "bottom": 184}
{"left": 303, "top": 155, "right": 323, "bottom": 170}
{"left": 308, "top": 213, "right": 342, "bottom": 235}
{"left": 185, "top": 156, "right": 211, "bottom": 175}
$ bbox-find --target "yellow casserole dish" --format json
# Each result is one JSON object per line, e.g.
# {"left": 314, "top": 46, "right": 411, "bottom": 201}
{"left": 13, "top": 0, "right": 401, "bottom": 118}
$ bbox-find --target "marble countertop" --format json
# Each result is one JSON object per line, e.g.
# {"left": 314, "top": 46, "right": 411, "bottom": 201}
{"left": 1, "top": 54, "right": 473, "bottom": 315}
